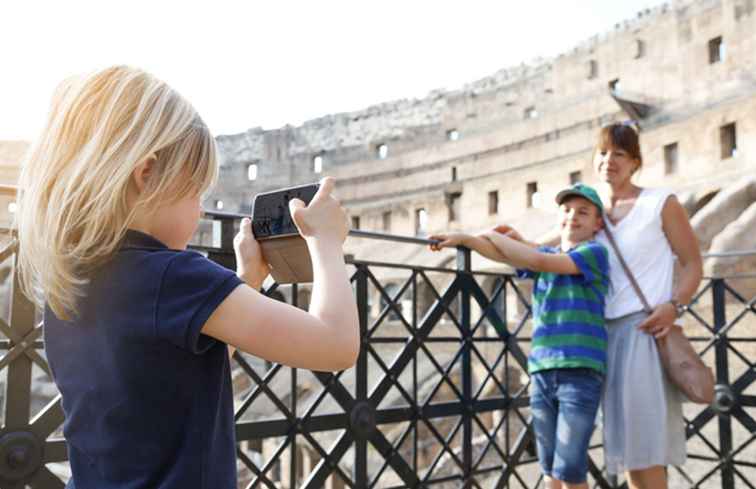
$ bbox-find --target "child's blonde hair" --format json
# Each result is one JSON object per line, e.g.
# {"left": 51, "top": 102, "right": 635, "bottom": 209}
{"left": 17, "top": 65, "right": 218, "bottom": 320}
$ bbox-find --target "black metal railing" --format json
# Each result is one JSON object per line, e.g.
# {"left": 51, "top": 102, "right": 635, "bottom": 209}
{"left": 0, "top": 212, "right": 754, "bottom": 488}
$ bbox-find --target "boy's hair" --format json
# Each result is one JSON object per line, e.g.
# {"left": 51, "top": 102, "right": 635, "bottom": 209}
{"left": 16, "top": 65, "right": 218, "bottom": 320}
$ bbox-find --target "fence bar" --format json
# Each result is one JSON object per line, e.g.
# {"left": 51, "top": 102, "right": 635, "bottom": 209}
{"left": 354, "top": 265, "right": 369, "bottom": 488}
{"left": 712, "top": 279, "right": 734, "bottom": 489}
{"left": 457, "top": 247, "right": 473, "bottom": 487}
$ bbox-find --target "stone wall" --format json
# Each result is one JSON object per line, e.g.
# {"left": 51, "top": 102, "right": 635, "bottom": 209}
{"left": 208, "top": 0, "right": 756, "bottom": 268}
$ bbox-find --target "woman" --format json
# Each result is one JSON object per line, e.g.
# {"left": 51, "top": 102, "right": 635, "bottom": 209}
{"left": 592, "top": 123, "right": 702, "bottom": 489}
{"left": 506, "top": 123, "right": 703, "bottom": 489}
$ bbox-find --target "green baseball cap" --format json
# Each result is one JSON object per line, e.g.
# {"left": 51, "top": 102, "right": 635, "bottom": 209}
{"left": 555, "top": 183, "right": 604, "bottom": 213}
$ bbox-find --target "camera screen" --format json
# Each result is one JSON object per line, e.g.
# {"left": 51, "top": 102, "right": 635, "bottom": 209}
{"left": 251, "top": 184, "right": 319, "bottom": 239}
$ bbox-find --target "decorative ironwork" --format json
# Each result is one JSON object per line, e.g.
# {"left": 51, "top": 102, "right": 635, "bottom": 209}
{"left": 0, "top": 214, "right": 754, "bottom": 488}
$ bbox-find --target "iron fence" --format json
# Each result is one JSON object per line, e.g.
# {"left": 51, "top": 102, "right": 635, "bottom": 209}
{"left": 0, "top": 212, "right": 754, "bottom": 488}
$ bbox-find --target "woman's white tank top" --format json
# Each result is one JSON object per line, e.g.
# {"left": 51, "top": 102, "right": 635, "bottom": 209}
{"left": 595, "top": 188, "right": 675, "bottom": 319}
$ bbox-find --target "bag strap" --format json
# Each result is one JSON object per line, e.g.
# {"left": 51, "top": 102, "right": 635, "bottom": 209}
{"left": 602, "top": 218, "right": 654, "bottom": 314}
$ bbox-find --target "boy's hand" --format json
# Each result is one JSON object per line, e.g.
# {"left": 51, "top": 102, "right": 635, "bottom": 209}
{"left": 428, "top": 233, "right": 468, "bottom": 251}
{"left": 234, "top": 217, "right": 270, "bottom": 288}
{"left": 289, "top": 177, "right": 348, "bottom": 244}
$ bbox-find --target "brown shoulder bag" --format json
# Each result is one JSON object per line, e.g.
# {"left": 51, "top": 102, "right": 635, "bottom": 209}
{"left": 603, "top": 225, "right": 715, "bottom": 404}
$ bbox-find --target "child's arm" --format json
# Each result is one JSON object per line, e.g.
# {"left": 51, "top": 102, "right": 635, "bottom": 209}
{"left": 481, "top": 231, "right": 581, "bottom": 275}
{"left": 201, "top": 178, "right": 360, "bottom": 372}
{"left": 428, "top": 232, "right": 508, "bottom": 262}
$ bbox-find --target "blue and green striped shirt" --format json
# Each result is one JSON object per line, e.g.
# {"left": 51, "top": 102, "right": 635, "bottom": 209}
{"left": 518, "top": 241, "right": 610, "bottom": 375}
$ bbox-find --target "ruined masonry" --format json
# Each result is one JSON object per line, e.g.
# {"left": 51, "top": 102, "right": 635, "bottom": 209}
{"left": 208, "top": 0, "right": 756, "bottom": 280}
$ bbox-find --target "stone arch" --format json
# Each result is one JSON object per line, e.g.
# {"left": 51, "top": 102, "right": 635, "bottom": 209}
{"left": 690, "top": 189, "right": 720, "bottom": 218}
{"left": 706, "top": 201, "right": 756, "bottom": 300}
{"left": 692, "top": 176, "right": 756, "bottom": 251}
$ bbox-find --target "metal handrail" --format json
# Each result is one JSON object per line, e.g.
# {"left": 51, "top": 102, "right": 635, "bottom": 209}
{"left": 202, "top": 209, "right": 756, "bottom": 257}
{"left": 702, "top": 250, "right": 756, "bottom": 258}
{"left": 202, "top": 209, "right": 441, "bottom": 246}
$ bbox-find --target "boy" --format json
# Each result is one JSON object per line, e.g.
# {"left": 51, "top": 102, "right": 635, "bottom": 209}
{"left": 430, "top": 183, "right": 609, "bottom": 489}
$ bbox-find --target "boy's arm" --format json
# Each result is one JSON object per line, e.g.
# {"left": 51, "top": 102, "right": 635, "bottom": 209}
{"left": 481, "top": 231, "right": 581, "bottom": 275}
{"left": 429, "top": 232, "right": 508, "bottom": 262}
{"left": 461, "top": 235, "right": 510, "bottom": 262}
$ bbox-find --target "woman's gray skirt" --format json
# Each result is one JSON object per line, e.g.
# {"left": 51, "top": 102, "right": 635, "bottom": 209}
{"left": 602, "top": 311, "right": 686, "bottom": 474}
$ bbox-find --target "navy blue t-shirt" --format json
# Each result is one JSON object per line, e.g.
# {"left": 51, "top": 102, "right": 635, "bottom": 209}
{"left": 44, "top": 230, "right": 243, "bottom": 489}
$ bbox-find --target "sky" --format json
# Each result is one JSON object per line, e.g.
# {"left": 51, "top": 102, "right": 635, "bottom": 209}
{"left": 1, "top": 0, "right": 666, "bottom": 141}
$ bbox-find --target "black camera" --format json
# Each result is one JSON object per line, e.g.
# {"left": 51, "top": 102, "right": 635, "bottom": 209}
{"left": 251, "top": 183, "right": 320, "bottom": 284}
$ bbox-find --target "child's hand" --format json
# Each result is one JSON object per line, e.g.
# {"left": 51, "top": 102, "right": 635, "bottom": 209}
{"left": 234, "top": 218, "right": 270, "bottom": 288}
{"left": 289, "top": 177, "right": 348, "bottom": 244}
{"left": 428, "top": 233, "right": 467, "bottom": 251}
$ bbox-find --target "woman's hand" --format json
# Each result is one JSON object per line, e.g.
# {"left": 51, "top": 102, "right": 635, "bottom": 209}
{"left": 487, "top": 224, "right": 524, "bottom": 242}
{"left": 428, "top": 233, "right": 468, "bottom": 251}
{"left": 637, "top": 302, "right": 677, "bottom": 339}
{"left": 289, "top": 177, "right": 349, "bottom": 245}
{"left": 234, "top": 217, "right": 270, "bottom": 289}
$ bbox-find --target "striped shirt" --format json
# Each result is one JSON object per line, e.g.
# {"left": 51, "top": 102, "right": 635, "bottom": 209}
{"left": 518, "top": 241, "right": 610, "bottom": 375}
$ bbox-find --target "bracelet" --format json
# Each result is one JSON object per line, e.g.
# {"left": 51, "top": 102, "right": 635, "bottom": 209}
{"left": 668, "top": 299, "right": 686, "bottom": 318}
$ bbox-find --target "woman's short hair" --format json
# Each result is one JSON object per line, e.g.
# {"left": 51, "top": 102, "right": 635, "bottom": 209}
{"left": 597, "top": 122, "right": 643, "bottom": 168}
{"left": 17, "top": 65, "right": 218, "bottom": 319}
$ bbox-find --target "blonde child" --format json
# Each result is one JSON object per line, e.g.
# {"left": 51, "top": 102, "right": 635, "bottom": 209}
{"left": 16, "top": 66, "right": 359, "bottom": 488}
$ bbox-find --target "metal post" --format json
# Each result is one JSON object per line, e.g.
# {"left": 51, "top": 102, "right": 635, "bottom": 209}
{"left": 712, "top": 279, "right": 734, "bottom": 489}
{"left": 457, "top": 247, "right": 473, "bottom": 487}
{"left": 290, "top": 283, "right": 298, "bottom": 489}
{"left": 354, "top": 265, "right": 369, "bottom": 488}
{"left": 208, "top": 217, "right": 236, "bottom": 270}
{"left": 502, "top": 277, "right": 512, "bottom": 489}
{"left": 412, "top": 271, "right": 419, "bottom": 476}
{"left": 0, "top": 252, "right": 42, "bottom": 488}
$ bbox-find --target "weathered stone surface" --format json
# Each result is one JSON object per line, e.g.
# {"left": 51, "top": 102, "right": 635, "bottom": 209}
{"left": 207, "top": 0, "right": 756, "bottom": 283}
{"left": 705, "top": 198, "right": 756, "bottom": 277}
{"left": 692, "top": 176, "right": 756, "bottom": 251}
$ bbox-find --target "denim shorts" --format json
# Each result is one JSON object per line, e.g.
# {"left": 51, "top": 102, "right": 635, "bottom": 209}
{"left": 529, "top": 368, "right": 603, "bottom": 484}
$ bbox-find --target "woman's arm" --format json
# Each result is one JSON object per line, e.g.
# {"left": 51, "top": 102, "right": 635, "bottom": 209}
{"left": 491, "top": 224, "right": 560, "bottom": 248}
{"left": 535, "top": 226, "right": 561, "bottom": 248}
{"left": 662, "top": 196, "right": 704, "bottom": 305}
{"left": 638, "top": 195, "right": 703, "bottom": 338}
